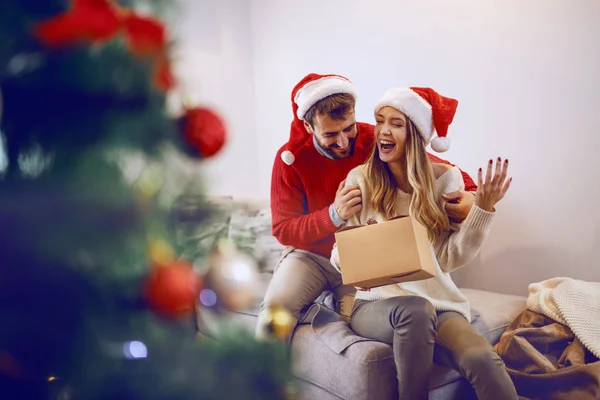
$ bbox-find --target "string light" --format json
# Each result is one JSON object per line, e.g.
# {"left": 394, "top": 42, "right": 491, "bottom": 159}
{"left": 123, "top": 341, "right": 148, "bottom": 359}
{"left": 199, "top": 289, "right": 217, "bottom": 307}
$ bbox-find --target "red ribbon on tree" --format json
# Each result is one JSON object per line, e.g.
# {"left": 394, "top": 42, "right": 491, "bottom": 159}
{"left": 32, "top": 0, "right": 173, "bottom": 91}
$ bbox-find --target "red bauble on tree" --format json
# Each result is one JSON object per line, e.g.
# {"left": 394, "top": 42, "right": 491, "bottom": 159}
{"left": 144, "top": 260, "right": 203, "bottom": 318}
{"left": 181, "top": 107, "right": 227, "bottom": 158}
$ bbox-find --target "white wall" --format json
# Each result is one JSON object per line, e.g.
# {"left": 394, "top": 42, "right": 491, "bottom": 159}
{"left": 248, "top": 0, "right": 600, "bottom": 295}
{"left": 169, "top": 0, "right": 260, "bottom": 198}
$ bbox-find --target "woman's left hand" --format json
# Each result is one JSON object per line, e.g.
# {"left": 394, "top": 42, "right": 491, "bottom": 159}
{"left": 474, "top": 157, "right": 512, "bottom": 212}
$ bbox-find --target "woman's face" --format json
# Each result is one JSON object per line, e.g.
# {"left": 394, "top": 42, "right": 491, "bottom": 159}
{"left": 374, "top": 106, "right": 408, "bottom": 164}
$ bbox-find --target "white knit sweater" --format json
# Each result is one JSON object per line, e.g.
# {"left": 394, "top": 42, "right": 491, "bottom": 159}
{"left": 331, "top": 165, "right": 495, "bottom": 322}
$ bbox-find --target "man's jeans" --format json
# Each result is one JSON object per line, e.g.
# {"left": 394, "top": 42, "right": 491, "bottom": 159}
{"left": 256, "top": 248, "right": 355, "bottom": 341}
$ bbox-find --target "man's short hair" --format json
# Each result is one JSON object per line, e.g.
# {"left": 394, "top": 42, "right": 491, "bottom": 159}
{"left": 304, "top": 93, "right": 355, "bottom": 127}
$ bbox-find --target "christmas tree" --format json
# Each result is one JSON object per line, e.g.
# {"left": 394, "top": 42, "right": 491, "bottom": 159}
{"left": 0, "top": 1, "right": 293, "bottom": 399}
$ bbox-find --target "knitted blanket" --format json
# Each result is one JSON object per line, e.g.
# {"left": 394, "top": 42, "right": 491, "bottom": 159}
{"left": 526, "top": 277, "right": 600, "bottom": 358}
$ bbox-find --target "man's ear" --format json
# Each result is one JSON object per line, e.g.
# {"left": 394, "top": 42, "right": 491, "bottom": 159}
{"left": 303, "top": 120, "right": 313, "bottom": 134}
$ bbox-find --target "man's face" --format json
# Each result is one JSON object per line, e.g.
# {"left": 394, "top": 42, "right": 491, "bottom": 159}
{"left": 304, "top": 111, "right": 358, "bottom": 160}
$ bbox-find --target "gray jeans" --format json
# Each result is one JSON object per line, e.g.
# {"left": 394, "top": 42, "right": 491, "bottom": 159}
{"left": 351, "top": 296, "right": 518, "bottom": 400}
{"left": 255, "top": 248, "right": 356, "bottom": 341}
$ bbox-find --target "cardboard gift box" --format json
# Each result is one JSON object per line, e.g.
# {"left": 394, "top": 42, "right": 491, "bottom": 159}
{"left": 334, "top": 216, "right": 437, "bottom": 288}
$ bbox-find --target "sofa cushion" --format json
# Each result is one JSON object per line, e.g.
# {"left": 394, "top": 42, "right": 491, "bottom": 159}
{"left": 289, "top": 288, "right": 526, "bottom": 398}
{"left": 292, "top": 324, "right": 397, "bottom": 400}
{"left": 462, "top": 288, "right": 527, "bottom": 344}
{"left": 198, "top": 288, "right": 526, "bottom": 400}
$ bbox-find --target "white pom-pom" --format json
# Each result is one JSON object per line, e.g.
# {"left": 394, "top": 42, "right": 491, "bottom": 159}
{"left": 281, "top": 150, "right": 295, "bottom": 165}
{"left": 431, "top": 136, "right": 451, "bottom": 153}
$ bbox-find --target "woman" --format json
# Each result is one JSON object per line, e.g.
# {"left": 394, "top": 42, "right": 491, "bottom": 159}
{"left": 330, "top": 87, "right": 517, "bottom": 400}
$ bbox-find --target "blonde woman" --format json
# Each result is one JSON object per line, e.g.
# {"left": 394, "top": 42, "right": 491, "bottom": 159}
{"left": 331, "top": 87, "right": 517, "bottom": 400}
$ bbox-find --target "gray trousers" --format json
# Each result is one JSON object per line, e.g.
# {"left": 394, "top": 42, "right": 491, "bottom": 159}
{"left": 256, "top": 248, "right": 356, "bottom": 340}
{"left": 351, "top": 296, "right": 518, "bottom": 400}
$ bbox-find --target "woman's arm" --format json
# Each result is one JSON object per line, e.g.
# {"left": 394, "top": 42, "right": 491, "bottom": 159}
{"left": 434, "top": 205, "right": 495, "bottom": 273}
{"left": 435, "top": 158, "right": 512, "bottom": 273}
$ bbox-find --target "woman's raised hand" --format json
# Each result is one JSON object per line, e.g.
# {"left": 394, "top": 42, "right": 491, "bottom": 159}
{"left": 474, "top": 157, "right": 512, "bottom": 212}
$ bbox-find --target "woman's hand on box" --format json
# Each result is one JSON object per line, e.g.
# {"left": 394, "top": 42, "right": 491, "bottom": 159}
{"left": 355, "top": 287, "right": 370, "bottom": 291}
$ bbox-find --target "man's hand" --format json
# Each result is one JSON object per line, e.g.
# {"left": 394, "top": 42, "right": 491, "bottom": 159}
{"left": 442, "top": 190, "right": 475, "bottom": 223}
{"left": 334, "top": 179, "right": 362, "bottom": 221}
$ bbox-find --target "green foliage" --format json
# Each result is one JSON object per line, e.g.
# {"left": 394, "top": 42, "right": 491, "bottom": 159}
{"left": 0, "top": 0, "right": 179, "bottom": 266}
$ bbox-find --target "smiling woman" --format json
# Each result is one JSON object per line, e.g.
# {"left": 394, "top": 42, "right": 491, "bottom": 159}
{"left": 375, "top": 107, "right": 409, "bottom": 161}
{"left": 330, "top": 86, "right": 516, "bottom": 400}
{"left": 368, "top": 104, "right": 448, "bottom": 238}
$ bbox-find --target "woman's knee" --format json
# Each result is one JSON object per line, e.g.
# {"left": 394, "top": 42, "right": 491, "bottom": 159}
{"left": 388, "top": 296, "right": 436, "bottom": 329}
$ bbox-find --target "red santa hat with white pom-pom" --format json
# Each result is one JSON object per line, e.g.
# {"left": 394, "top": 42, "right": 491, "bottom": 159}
{"left": 280, "top": 73, "right": 358, "bottom": 165}
{"left": 374, "top": 87, "right": 458, "bottom": 153}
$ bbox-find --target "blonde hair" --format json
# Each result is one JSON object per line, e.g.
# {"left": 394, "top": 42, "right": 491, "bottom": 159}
{"left": 366, "top": 118, "right": 449, "bottom": 242}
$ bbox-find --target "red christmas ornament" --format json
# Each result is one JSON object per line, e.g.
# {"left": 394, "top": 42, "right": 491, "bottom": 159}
{"left": 144, "top": 260, "right": 203, "bottom": 318}
{"left": 183, "top": 107, "right": 227, "bottom": 158}
{"left": 33, "top": 0, "right": 121, "bottom": 47}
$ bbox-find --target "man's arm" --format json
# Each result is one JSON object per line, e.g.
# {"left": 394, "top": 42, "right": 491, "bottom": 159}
{"left": 270, "top": 156, "right": 337, "bottom": 248}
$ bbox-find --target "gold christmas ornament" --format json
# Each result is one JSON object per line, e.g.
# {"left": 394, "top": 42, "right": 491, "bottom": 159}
{"left": 205, "top": 239, "right": 261, "bottom": 311}
{"left": 147, "top": 238, "right": 175, "bottom": 267}
{"left": 264, "top": 304, "right": 294, "bottom": 340}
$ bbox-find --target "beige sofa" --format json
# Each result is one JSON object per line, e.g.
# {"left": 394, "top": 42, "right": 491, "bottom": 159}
{"left": 178, "top": 197, "right": 526, "bottom": 400}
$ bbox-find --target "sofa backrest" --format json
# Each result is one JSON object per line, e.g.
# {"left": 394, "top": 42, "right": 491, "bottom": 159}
{"left": 174, "top": 196, "right": 285, "bottom": 275}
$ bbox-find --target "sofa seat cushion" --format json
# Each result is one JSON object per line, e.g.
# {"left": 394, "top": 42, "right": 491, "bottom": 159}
{"left": 290, "top": 289, "right": 526, "bottom": 398}
{"left": 292, "top": 323, "right": 397, "bottom": 400}
{"left": 461, "top": 288, "right": 527, "bottom": 345}
{"left": 195, "top": 266, "right": 526, "bottom": 399}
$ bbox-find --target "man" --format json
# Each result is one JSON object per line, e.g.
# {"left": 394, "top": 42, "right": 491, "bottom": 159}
{"left": 256, "top": 73, "right": 477, "bottom": 339}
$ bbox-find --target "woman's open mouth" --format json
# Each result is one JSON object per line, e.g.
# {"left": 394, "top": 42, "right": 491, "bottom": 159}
{"left": 379, "top": 140, "right": 396, "bottom": 154}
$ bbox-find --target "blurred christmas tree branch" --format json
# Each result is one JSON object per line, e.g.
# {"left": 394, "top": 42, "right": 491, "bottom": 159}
{"left": 0, "top": 1, "right": 293, "bottom": 399}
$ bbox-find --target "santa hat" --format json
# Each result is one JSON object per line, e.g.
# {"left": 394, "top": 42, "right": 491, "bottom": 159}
{"left": 374, "top": 87, "right": 458, "bottom": 153}
{"left": 281, "top": 73, "right": 358, "bottom": 165}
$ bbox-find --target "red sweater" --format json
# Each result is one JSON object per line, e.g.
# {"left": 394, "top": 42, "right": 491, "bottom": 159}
{"left": 271, "top": 123, "right": 477, "bottom": 258}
